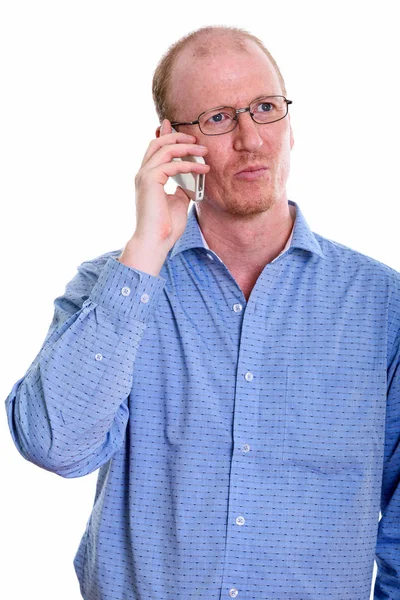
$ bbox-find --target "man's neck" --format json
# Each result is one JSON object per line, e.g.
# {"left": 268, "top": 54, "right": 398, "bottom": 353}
{"left": 195, "top": 199, "right": 295, "bottom": 275}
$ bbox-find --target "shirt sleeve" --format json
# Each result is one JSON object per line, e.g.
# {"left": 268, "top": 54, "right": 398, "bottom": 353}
{"left": 374, "top": 279, "right": 400, "bottom": 599}
{"left": 5, "top": 255, "right": 166, "bottom": 478}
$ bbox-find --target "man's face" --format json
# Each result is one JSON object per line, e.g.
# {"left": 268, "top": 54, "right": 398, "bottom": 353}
{"left": 168, "top": 41, "right": 294, "bottom": 217}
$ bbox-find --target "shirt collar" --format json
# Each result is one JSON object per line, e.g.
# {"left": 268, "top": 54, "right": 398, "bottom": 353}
{"left": 170, "top": 200, "right": 324, "bottom": 260}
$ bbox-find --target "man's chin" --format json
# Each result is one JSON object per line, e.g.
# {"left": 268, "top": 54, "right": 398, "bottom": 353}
{"left": 202, "top": 182, "right": 279, "bottom": 217}
{"left": 224, "top": 191, "right": 277, "bottom": 217}
{"left": 225, "top": 204, "right": 274, "bottom": 218}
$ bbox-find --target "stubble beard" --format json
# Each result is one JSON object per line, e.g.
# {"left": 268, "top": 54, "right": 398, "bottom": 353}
{"left": 225, "top": 189, "right": 277, "bottom": 217}
{"left": 209, "top": 178, "right": 281, "bottom": 218}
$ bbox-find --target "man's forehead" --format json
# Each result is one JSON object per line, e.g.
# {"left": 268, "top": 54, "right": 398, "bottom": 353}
{"left": 169, "top": 40, "right": 280, "bottom": 116}
{"left": 172, "top": 37, "right": 267, "bottom": 75}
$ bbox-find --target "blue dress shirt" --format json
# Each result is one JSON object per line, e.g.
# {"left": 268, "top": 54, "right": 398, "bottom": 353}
{"left": 6, "top": 200, "right": 400, "bottom": 600}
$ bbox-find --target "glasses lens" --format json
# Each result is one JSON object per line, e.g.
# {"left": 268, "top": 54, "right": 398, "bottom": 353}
{"left": 199, "top": 107, "right": 236, "bottom": 135}
{"left": 250, "top": 96, "right": 287, "bottom": 123}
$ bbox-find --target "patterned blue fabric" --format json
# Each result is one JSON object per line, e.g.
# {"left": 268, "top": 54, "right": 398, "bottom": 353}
{"left": 6, "top": 200, "right": 400, "bottom": 600}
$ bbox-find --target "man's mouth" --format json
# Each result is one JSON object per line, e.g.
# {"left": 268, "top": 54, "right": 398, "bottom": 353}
{"left": 234, "top": 165, "right": 269, "bottom": 181}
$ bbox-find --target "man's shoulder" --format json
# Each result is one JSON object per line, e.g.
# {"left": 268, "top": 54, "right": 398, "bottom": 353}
{"left": 313, "top": 231, "right": 400, "bottom": 284}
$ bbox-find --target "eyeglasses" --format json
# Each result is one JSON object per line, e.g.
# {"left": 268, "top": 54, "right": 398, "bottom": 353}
{"left": 171, "top": 95, "right": 292, "bottom": 136}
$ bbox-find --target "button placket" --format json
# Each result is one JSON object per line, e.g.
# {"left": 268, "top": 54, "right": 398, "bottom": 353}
{"left": 223, "top": 311, "right": 257, "bottom": 598}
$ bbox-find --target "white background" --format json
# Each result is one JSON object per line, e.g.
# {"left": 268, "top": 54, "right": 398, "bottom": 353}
{"left": 1, "top": 1, "right": 399, "bottom": 598}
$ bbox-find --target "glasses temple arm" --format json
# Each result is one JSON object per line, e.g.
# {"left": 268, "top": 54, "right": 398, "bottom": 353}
{"left": 170, "top": 120, "right": 200, "bottom": 127}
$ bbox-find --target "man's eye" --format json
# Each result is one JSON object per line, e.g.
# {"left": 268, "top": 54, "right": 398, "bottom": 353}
{"left": 258, "top": 102, "right": 274, "bottom": 112}
{"left": 208, "top": 112, "right": 230, "bottom": 124}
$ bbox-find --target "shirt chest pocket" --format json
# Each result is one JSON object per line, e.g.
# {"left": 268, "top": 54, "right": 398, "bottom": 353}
{"left": 283, "top": 366, "right": 379, "bottom": 475}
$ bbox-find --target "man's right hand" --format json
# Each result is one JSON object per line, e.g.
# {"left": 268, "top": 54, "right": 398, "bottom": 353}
{"left": 118, "top": 119, "right": 210, "bottom": 276}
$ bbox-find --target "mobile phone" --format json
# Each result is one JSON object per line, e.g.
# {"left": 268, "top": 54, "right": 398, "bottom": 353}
{"left": 170, "top": 127, "right": 205, "bottom": 202}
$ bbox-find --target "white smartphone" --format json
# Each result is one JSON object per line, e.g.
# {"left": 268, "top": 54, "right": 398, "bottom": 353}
{"left": 170, "top": 127, "right": 205, "bottom": 202}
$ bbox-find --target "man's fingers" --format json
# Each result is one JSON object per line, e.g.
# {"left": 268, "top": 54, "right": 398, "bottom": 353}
{"left": 144, "top": 143, "right": 208, "bottom": 170}
{"left": 141, "top": 132, "right": 198, "bottom": 166}
{"left": 160, "top": 119, "right": 173, "bottom": 136}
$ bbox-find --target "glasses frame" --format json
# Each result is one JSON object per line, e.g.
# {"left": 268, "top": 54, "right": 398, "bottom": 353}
{"left": 171, "top": 95, "right": 293, "bottom": 136}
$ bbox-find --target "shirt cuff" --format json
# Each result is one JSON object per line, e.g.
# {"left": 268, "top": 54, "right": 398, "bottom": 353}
{"left": 87, "top": 256, "right": 166, "bottom": 322}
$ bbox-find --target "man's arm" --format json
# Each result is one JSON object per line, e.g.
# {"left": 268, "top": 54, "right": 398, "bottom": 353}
{"left": 374, "top": 282, "right": 400, "bottom": 599}
{"left": 5, "top": 254, "right": 166, "bottom": 478}
{"left": 5, "top": 122, "right": 207, "bottom": 479}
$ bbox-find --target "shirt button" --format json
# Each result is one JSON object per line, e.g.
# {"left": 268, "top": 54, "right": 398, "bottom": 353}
{"left": 229, "top": 588, "right": 239, "bottom": 598}
{"left": 95, "top": 353, "right": 103, "bottom": 361}
{"left": 236, "top": 515, "right": 245, "bottom": 526}
{"left": 121, "top": 286, "right": 131, "bottom": 296}
{"left": 244, "top": 371, "right": 254, "bottom": 382}
{"left": 140, "top": 293, "right": 149, "bottom": 303}
{"left": 242, "top": 444, "right": 251, "bottom": 453}
{"left": 233, "top": 303, "right": 243, "bottom": 313}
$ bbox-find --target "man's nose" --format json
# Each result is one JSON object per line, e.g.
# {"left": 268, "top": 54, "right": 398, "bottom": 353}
{"left": 232, "top": 111, "right": 263, "bottom": 152}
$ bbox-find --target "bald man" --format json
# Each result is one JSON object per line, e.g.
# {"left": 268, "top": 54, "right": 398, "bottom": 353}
{"left": 6, "top": 26, "right": 400, "bottom": 600}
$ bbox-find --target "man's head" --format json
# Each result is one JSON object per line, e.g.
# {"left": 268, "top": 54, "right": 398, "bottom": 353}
{"left": 153, "top": 27, "right": 287, "bottom": 124}
{"left": 152, "top": 26, "right": 294, "bottom": 218}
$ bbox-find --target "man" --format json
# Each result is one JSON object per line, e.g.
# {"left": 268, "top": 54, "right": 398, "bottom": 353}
{"left": 5, "top": 25, "right": 400, "bottom": 600}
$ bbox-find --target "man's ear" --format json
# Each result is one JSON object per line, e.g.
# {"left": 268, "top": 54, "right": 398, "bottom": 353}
{"left": 155, "top": 126, "right": 161, "bottom": 138}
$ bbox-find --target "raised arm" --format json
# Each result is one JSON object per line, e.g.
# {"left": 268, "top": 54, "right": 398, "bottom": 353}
{"left": 5, "top": 120, "right": 209, "bottom": 478}
{"left": 5, "top": 255, "right": 166, "bottom": 477}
